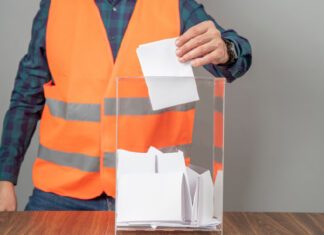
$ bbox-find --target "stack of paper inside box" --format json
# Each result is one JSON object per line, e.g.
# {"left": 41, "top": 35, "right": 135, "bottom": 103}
{"left": 116, "top": 147, "right": 221, "bottom": 229}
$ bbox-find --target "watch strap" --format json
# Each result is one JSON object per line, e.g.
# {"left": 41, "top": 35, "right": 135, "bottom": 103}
{"left": 222, "top": 38, "right": 238, "bottom": 66}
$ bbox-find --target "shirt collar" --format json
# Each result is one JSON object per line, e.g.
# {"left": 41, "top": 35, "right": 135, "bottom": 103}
{"left": 107, "top": 0, "right": 121, "bottom": 5}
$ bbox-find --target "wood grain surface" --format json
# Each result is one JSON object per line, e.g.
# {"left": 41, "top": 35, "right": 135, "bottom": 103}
{"left": 223, "top": 212, "right": 324, "bottom": 235}
{"left": 0, "top": 211, "right": 114, "bottom": 235}
{"left": 0, "top": 212, "right": 323, "bottom": 235}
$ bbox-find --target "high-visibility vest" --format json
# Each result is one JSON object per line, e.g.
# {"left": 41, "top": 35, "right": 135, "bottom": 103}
{"left": 33, "top": 0, "right": 224, "bottom": 199}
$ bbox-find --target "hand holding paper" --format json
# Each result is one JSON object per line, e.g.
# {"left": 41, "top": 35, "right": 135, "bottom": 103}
{"left": 136, "top": 38, "right": 199, "bottom": 111}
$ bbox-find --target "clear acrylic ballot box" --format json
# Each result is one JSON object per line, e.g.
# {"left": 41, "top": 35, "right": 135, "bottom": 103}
{"left": 115, "top": 76, "right": 225, "bottom": 234}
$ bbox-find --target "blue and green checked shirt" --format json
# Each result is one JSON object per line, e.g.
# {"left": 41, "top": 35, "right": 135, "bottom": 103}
{"left": 0, "top": 0, "right": 252, "bottom": 184}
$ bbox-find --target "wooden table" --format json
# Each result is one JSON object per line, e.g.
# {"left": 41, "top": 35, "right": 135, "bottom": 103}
{"left": 0, "top": 212, "right": 323, "bottom": 235}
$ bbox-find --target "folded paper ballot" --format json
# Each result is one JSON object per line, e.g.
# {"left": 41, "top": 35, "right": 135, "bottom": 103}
{"left": 116, "top": 147, "right": 220, "bottom": 229}
{"left": 136, "top": 38, "right": 199, "bottom": 111}
{"left": 117, "top": 172, "right": 187, "bottom": 222}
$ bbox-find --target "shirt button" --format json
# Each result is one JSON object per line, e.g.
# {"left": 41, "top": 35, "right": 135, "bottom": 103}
{"left": 113, "top": 7, "right": 117, "bottom": 12}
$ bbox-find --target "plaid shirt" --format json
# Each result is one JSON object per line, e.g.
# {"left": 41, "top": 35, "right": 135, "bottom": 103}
{"left": 0, "top": 0, "right": 251, "bottom": 184}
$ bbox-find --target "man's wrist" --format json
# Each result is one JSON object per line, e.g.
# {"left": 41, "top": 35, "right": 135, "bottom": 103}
{"left": 219, "top": 38, "right": 238, "bottom": 66}
{"left": 0, "top": 173, "right": 18, "bottom": 185}
{"left": 0, "top": 181, "right": 14, "bottom": 187}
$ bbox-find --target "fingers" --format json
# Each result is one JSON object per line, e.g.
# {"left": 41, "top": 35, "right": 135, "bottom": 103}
{"left": 178, "top": 40, "right": 217, "bottom": 63}
{"left": 191, "top": 52, "right": 214, "bottom": 67}
{"left": 176, "top": 34, "right": 213, "bottom": 58}
{"left": 176, "top": 20, "right": 228, "bottom": 66}
{"left": 191, "top": 49, "right": 226, "bottom": 67}
{"left": 175, "top": 21, "right": 210, "bottom": 47}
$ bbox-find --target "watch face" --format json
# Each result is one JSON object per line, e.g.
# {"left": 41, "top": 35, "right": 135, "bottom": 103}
{"left": 223, "top": 39, "right": 238, "bottom": 65}
{"left": 229, "top": 42, "right": 238, "bottom": 60}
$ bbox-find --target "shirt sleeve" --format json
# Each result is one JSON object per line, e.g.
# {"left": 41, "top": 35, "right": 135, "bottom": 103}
{"left": 180, "top": 0, "right": 252, "bottom": 83}
{"left": 0, "top": 0, "right": 52, "bottom": 184}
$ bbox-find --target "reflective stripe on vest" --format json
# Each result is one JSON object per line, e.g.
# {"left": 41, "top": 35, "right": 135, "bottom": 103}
{"left": 38, "top": 144, "right": 191, "bottom": 171}
{"left": 38, "top": 144, "right": 100, "bottom": 172}
{"left": 39, "top": 145, "right": 117, "bottom": 170}
{"left": 103, "top": 152, "right": 116, "bottom": 168}
{"left": 45, "top": 97, "right": 196, "bottom": 122}
{"left": 214, "top": 146, "right": 223, "bottom": 164}
{"left": 105, "top": 98, "right": 196, "bottom": 116}
{"left": 159, "top": 143, "right": 192, "bottom": 153}
{"left": 46, "top": 98, "right": 101, "bottom": 122}
{"left": 214, "top": 96, "right": 223, "bottom": 114}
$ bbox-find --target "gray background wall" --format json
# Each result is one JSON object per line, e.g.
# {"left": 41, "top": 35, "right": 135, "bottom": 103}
{"left": 0, "top": 0, "right": 323, "bottom": 212}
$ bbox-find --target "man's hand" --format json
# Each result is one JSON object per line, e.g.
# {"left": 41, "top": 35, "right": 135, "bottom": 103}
{"left": 175, "top": 20, "right": 229, "bottom": 67}
{"left": 0, "top": 181, "right": 17, "bottom": 211}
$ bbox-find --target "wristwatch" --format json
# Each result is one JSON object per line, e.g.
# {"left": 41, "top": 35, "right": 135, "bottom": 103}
{"left": 222, "top": 38, "right": 238, "bottom": 66}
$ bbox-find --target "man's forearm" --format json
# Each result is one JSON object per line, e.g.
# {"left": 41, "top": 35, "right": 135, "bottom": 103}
{"left": 0, "top": 105, "right": 41, "bottom": 184}
{"left": 0, "top": 0, "right": 51, "bottom": 184}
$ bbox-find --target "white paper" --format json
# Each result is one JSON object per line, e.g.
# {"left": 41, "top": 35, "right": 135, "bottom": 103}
{"left": 118, "top": 218, "right": 221, "bottom": 229}
{"left": 186, "top": 167, "right": 200, "bottom": 204}
{"left": 117, "top": 172, "right": 184, "bottom": 222}
{"left": 157, "top": 150, "right": 193, "bottom": 219}
{"left": 157, "top": 150, "right": 185, "bottom": 173}
{"left": 116, "top": 149, "right": 154, "bottom": 178}
{"left": 146, "top": 146, "right": 163, "bottom": 158}
{"left": 137, "top": 38, "right": 194, "bottom": 77}
{"left": 116, "top": 148, "right": 217, "bottom": 229}
{"left": 191, "top": 182, "right": 199, "bottom": 224}
{"left": 136, "top": 38, "right": 199, "bottom": 110}
{"left": 198, "top": 170, "right": 214, "bottom": 226}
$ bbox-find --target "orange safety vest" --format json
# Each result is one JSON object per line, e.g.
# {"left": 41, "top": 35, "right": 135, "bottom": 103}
{"left": 33, "top": 0, "right": 224, "bottom": 199}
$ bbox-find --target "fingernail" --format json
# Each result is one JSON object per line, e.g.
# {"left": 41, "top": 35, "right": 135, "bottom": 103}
{"left": 175, "top": 48, "right": 180, "bottom": 55}
{"left": 175, "top": 39, "right": 180, "bottom": 46}
{"left": 179, "top": 57, "right": 184, "bottom": 63}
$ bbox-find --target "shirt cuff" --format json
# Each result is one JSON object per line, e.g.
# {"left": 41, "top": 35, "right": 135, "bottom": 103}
{"left": 0, "top": 147, "right": 23, "bottom": 185}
